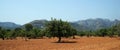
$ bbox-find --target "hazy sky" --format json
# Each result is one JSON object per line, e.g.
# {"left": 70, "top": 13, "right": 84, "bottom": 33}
{"left": 0, "top": 0, "right": 120, "bottom": 25}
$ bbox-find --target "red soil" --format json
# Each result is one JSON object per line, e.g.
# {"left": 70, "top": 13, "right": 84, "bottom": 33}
{"left": 0, "top": 37, "right": 120, "bottom": 50}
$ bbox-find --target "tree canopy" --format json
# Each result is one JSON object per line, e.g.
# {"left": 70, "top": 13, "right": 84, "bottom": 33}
{"left": 45, "top": 18, "right": 77, "bottom": 42}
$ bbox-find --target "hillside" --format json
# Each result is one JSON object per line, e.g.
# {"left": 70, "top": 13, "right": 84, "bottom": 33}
{"left": 29, "top": 18, "right": 120, "bottom": 31}
{"left": 73, "top": 18, "right": 120, "bottom": 31}
{"left": 0, "top": 22, "right": 21, "bottom": 29}
{"left": 0, "top": 18, "right": 120, "bottom": 31}
{"left": 29, "top": 20, "right": 48, "bottom": 28}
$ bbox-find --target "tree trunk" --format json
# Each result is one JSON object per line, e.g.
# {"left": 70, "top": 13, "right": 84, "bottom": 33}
{"left": 73, "top": 35, "right": 75, "bottom": 39}
{"left": 2, "top": 37, "right": 5, "bottom": 40}
{"left": 25, "top": 34, "right": 28, "bottom": 41}
{"left": 25, "top": 36, "right": 28, "bottom": 41}
{"left": 58, "top": 37, "right": 61, "bottom": 43}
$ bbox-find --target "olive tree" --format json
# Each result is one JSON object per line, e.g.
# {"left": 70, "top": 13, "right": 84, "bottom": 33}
{"left": 24, "top": 23, "right": 33, "bottom": 41}
{"left": 45, "top": 18, "right": 77, "bottom": 42}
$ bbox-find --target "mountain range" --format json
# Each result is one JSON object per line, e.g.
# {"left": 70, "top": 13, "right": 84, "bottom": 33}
{"left": 0, "top": 18, "right": 120, "bottom": 31}
{"left": 71, "top": 18, "right": 120, "bottom": 31}
{"left": 0, "top": 22, "right": 21, "bottom": 29}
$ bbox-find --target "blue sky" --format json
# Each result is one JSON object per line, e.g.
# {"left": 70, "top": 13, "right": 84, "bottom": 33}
{"left": 0, "top": 0, "right": 120, "bottom": 25}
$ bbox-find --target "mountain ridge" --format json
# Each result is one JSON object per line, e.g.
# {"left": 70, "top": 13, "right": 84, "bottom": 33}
{"left": 0, "top": 22, "right": 21, "bottom": 29}
{"left": 0, "top": 18, "right": 120, "bottom": 31}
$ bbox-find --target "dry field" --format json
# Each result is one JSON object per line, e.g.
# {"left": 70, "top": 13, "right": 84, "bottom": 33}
{"left": 0, "top": 37, "right": 120, "bottom": 50}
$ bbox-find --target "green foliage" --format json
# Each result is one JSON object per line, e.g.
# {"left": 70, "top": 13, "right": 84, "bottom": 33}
{"left": 45, "top": 18, "right": 77, "bottom": 42}
{"left": 77, "top": 31, "right": 86, "bottom": 37}
{"left": 42, "top": 28, "right": 51, "bottom": 38}
{"left": 0, "top": 28, "right": 16, "bottom": 40}
{"left": 9, "top": 30, "right": 17, "bottom": 39}
{"left": 0, "top": 28, "right": 7, "bottom": 40}
{"left": 25, "top": 24, "right": 33, "bottom": 31}
{"left": 106, "top": 28, "right": 114, "bottom": 37}
{"left": 14, "top": 28, "right": 22, "bottom": 37}
{"left": 0, "top": 20, "right": 120, "bottom": 41}
{"left": 99, "top": 29, "right": 108, "bottom": 37}
{"left": 28, "top": 28, "right": 43, "bottom": 39}
{"left": 77, "top": 31, "right": 95, "bottom": 37}
{"left": 20, "top": 29, "right": 26, "bottom": 38}
{"left": 70, "top": 28, "right": 77, "bottom": 39}
{"left": 0, "top": 27, "right": 1, "bottom": 30}
{"left": 24, "top": 24, "right": 33, "bottom": 40}
{"left": 112, "top": 23, "right": 120, "bottom": 37}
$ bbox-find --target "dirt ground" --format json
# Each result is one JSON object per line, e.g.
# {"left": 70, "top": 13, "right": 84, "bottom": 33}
{"left": 0, "top": 37, "right": 120, "bottom": 50}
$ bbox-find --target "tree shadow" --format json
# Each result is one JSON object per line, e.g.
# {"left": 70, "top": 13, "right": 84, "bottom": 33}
{"left": 52, "top": 40, "right": 77, "bottom": 43}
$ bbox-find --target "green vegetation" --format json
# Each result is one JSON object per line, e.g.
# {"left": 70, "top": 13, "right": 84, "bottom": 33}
{"left": 24, "top": 23, "right": 33, "bottom": 41}
{"left": 0, "top": 28, "right": 7, "bottom": 40}
{"left": 0, "top": 18, "right": 120, "bottom": 42}
{"left": 45, "top": 18, "right": 77, "bottom": 42}
{"left": 77, "top": 23, "right": 120, "bottom": 37}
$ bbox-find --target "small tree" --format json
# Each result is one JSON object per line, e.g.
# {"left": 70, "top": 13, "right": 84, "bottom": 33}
{"left": 45, "top": 18, "right": 76, "bottom": 42}
{"left": 20, "top": 29, "right": 26, "bottom": 39}
{"left": 0, "top": 28, "right": 7, "bottom": 40}
{"left": 0, "top": 27, "right": 1, "bottom": 30}
{"left": 107, "top": 28, "right": 114, "bottom": 37}
{"left": 112, "top": 23, "right": 120, "bottom": 37}
{"left": 99, "top": 29, "right": 107, "bottom": 37}
{"left": 77, "top": 31, "right": 86, "bottom": 37}
{"left": 70, "top": 28, "right": 77, "bottom": 39}
{"left": 86, "top": 31, "right": 92, "bottom": 37}
{"left": 30, "top": 28, "right": 43, "bottom": 39}
{"left": 14, "top": 28, "right": 22, "bottom": 37}
{"left": 24, "top": 23, "right": 33, "bottom": 41}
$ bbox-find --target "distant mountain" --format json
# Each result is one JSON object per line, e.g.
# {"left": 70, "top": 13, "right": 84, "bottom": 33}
{"left": 28, "top": 18, "right": 120, "bottom": 31}
{"left": 29, "top": 20, "right": 48, "bottom": 28}
{"left": 0, "top": 22, "right": 21, "bottom": 29}
{"left": 73, "top": 18, "right": 120, "bottom": 31}
{"left": 1, "top": 18, "right": 119, "bottom": 31}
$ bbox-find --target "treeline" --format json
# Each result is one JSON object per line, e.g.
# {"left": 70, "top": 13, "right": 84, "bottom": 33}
{"left": 0, "top": 18, "right": 120, "bottom": 42}
{"left": 0, "top": 24, "right": 45, "bottom": 40}
{"left": 0, "top": 18, "right": 77, "bottom": 42}
{"left": 77, "top": 23, "right": 120, "bottom": 37}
